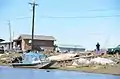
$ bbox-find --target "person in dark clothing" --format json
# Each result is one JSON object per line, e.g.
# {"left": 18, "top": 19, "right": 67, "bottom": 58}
{"left": 96, "top": 42, "right": 100, "bottom": 51}
{"left": 96, "top": 42, "right": 100, "bottom": 54}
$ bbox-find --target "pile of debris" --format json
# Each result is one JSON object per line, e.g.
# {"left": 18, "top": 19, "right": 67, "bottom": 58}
{"left": 90, "top": 57, "right": 116, "bottom": 65}
{"left": 0, "top": 53, "right": 22, "bottom": 65}
{"left": 48, "top": 53, "right": 78, "bottom": 61}
{"left": 72, "top": 58, "right": 90, "bottom": 66}
{"left": 72, "top": 57, "right": 117, "bottom": 67}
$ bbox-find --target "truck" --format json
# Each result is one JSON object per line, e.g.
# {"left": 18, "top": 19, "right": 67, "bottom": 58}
{"left": 107, "top": 45, "right": 120, "bottom": 54}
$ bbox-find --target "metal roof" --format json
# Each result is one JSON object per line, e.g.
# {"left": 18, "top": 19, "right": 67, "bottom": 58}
{"left": 57, "top": 44, "right": 85, "bottom": 49}
{"left": 17, "top": 34, "right": 56, "bottom": 41}
{"left": 0, "top": 41, "right": 12, "bottom": 44}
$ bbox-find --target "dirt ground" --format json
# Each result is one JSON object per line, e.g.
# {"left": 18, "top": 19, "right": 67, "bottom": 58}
{"left": 49, "top": 54, "right": 120, "bottom": 75}
{"left": 50, "top": 63, "right": 120, "bottom": 75}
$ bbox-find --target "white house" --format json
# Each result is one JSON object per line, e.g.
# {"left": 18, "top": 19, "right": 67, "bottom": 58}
{"left": 56, "top": 44, "right": 85, "bottom": 53}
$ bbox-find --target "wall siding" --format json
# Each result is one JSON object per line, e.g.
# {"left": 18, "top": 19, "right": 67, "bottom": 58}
{"left": 23, "top": 39, "right": 54, "bottom": 51}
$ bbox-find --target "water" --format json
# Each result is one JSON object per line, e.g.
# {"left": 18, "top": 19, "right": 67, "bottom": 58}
{"left": 0, "top": 66, "right": 120, "bottom": 79}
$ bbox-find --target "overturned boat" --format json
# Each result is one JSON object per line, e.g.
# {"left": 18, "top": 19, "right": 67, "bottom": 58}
{"left": 11, "top": 52, "right": 55, "bottom": 69}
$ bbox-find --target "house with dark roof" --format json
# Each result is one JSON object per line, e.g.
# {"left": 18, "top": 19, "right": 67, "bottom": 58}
{"left": 13, "top": 34, "right": 56, "bottom": 51}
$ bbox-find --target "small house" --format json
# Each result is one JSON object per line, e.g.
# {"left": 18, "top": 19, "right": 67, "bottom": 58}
{"left": 13, "top": 34, "right": 56, "bottom": 51}
{"left": 0, "top": 41, "right": 13, "bottom": 51}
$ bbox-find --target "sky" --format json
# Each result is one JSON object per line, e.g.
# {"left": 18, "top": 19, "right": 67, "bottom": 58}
{"left": 0, "top": 0, "right": 120, "bottom": 50}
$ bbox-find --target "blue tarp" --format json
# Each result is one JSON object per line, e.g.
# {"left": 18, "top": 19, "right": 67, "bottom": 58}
{"left": 22, "top": 52, "right": 46, "bottom": 64}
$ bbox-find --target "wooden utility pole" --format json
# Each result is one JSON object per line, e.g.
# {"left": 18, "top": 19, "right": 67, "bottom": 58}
{"left": 29, "top": 0, "right": 38, "bottom": 50}
{"left": 8, "top": 20, "right": 12, "bottom": 50}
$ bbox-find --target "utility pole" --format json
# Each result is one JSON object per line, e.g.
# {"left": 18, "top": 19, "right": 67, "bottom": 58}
{"left": 29, "top": 0, "right": 38, "bottom": 50}
{"left": 8, "top": 20, "right": 12, "bottom": 50}
{"left": 13, "top": 31, "right": 14, "bottom": 39}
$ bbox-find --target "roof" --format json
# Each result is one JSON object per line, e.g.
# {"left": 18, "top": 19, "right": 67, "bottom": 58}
{"left": 0, "top": 39, "right": 5, "bottom": 42}
{"left": 57, "top": 44, "right": 85, "bottom": 49}
{"left": 17, "top": 34, "right": 56, "bottom": 41}
{"left": 0, "top": 41, "right": 12, "bottom": 44}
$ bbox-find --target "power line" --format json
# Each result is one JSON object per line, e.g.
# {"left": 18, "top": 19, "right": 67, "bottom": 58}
{"left": 86, "top": 8, "right": 120, "bottom": 11}
{"left": 15, "top": 17, "right": 31, "bottom": 20}
{"left": 8, "top": 16, "right": 31, "bottom": 22}
{"left": 56, "top": 8, "right": 120, "bottom": 12}
{"left": 41, "top": 15, "right": 120, "bottom": 18}
{"left": 0, "top": 15, "right": 120, "bottom": 24}
{"left": 40, "top": 15, "right": 120, "bottom": 19}
{"left": 1, "top": 15, "right": 119, "bottom": 24}
{"left": 0, "top": 17, "right": 31, "bottom": 24}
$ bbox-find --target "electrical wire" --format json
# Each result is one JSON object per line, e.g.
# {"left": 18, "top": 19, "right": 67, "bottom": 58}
{"left": 40, "top": 15, "right": 120, "bottom": 19}
{"left": 15, "top": 17, "right": 31, "bottom": 20}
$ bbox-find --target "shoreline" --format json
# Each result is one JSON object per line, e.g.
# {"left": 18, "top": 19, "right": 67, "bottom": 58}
{"left": 0, "top": 53, "right": 120, "bottom": 76}
{"left": 48, "top": 66, "right": 120, "bottom": 76}
{"left": 58, "top": 68, "right": 120, "bottom": 76}
{"left": 0, "top": 64, "right": 120, "bottom": 76}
